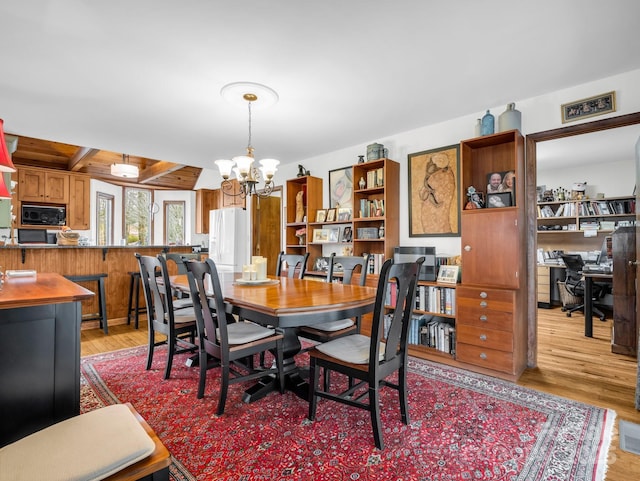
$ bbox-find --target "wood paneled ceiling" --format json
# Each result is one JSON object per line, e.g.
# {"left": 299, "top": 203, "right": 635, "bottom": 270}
{"left": 10, "top": 134, "right": 202, "bottom": 190}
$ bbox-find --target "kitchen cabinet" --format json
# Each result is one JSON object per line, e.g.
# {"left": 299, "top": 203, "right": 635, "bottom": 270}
{"left": 220, "top": 179, "right": 246, "bottom": 209}
{"left": 18, "top": 168, "right": 69, "bottom": 204}
{"left": 67, "top": 174, "right": 90, "bottom": 230}
{"left": 195, "top": 189, "right": 219, "bottom": 233}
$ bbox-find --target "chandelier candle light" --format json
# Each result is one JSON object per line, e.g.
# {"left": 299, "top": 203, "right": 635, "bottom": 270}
{"left": 215, "top": 82, "right": 279, "bottom": 198}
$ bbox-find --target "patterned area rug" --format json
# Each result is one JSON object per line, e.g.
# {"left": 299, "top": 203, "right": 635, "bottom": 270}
{"left": 81, "top": 346, "right": 615, "bottom": 480}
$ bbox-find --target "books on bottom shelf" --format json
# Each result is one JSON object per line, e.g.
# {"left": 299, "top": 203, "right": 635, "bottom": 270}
{"left": 383, "top": 314, "right": 455, "bottom": 356}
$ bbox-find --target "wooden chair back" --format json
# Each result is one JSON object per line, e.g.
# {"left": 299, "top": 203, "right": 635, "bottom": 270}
{"left": 275, "top": 251, "right": 309, "bottom": 279}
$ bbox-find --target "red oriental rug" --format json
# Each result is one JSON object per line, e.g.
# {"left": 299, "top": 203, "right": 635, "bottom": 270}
{"left": 81, "top": 346, "right": 614, "bottom": 481}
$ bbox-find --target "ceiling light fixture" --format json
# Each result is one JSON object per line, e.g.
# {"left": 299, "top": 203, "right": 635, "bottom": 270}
{"left": 215, "top": 82, "right": 279, "bottom": 199}
{"left": 111, "top": 154, "right": 139, "bottom": 179}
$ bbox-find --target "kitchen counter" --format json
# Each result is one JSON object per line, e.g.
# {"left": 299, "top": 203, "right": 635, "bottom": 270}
{"left": 0, "top": 245, "right": 197, "bottom": 325}
{"left": 0, "top": 273, "right": 94, "bottom": 446}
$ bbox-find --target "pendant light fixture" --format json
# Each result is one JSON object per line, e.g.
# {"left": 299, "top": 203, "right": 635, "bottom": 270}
{"left": 215, "top": 82, "right": 280, "bottom": 198}
{"left": 111, "top": 154, "right": 139, "bottom": 178}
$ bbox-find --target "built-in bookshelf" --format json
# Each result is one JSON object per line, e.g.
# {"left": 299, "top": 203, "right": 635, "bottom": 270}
{"left": 285, "top": 176, "right": 323, "bottom": 272}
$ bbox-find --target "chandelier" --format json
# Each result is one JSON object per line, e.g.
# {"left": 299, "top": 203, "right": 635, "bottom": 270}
{"left": 111, "top": 154, "right": 139, "bottom": 179}
{"left": 215, "top": 82, "right": 279, "bottom": 198}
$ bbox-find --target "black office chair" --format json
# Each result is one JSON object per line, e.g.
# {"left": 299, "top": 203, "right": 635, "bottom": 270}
{"left": 559, "top": 254, "right": 607, "bottom": 321}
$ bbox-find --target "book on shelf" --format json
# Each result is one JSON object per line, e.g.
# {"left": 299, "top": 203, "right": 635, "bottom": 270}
{"left": 417, "top": 317, "right": 455, "bottom": 355}
{"left": 365, "top": 167, "right": 384, "bottom": 189}
{"left": 414, "top": 285, "right": 456, "bottom": 315}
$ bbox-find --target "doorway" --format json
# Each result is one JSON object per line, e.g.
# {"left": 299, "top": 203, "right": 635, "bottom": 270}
{"left": 251, "top": 187, "right": 282, "bottom": 275}
{"left": 525, "top": 111, "right": 640, "bottom": 368}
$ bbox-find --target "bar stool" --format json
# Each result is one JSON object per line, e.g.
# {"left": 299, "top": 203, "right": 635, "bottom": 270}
{"left": 64, "top": 273, "right": 108, "bottom": 334}
{"left": 126, "top": 271, "right": 145, "bottom": 329}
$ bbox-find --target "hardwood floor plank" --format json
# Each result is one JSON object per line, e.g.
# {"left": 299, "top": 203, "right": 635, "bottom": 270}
{"left": 81, "top": 308, "right": 640, "bottom": 479}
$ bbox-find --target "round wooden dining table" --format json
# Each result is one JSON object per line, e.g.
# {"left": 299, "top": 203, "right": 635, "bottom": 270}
{"left": 170, "top": 272, "right": 377, "bottom": 401}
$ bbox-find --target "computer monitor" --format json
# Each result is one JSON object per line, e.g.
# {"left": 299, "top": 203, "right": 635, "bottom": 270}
{"left": 598, "top": 236, "right": 612, "bottom": 264}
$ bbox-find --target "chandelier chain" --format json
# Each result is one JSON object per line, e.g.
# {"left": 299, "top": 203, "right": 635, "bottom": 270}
{"left": 247, "top": 101, "right": 252, "bottom": 153}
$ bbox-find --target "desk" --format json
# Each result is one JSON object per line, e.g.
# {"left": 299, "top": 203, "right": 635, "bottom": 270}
{"left": 170, "top": 273, "right": 376, "bottom": 401}
{"left": 0, "top": 273, "right": 93, "bottom": 447}
{"left": 582, "top": 272, "right": 613, "bottom": 337}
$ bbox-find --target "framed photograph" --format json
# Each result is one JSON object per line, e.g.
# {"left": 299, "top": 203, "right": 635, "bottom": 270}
{"left": 340, "top": 225, "right": 352, "bottom": 242}
{"left": 465, "top": 189, "right": 484, "bottom": 209}
{"left": 326, "top": 208, "right": 336, "bottom": 222}
{"left": 327, "top": 227, "right": 340, "bottom": 243}
{"left": 408, "top": 144, "right": 460, "bottom": 237}
{"left": 486, "top": 170, "right": 515, "bottom": 193}
{"left": 337, "top": 207, "right": 352, "bottom": 221}
{"left": 437, "top": 265, "right": 459, "bottom": 284}
{"left": 312, "top": 228, "right": 329, "bottom": 243}
{"left": 314, "top": 256, "right": 331, "bottom": 272}
{"left": 315, "top": 209, "right": 327, "bottom": 222}
{"left": 328, "top": 166, "right": 353, "bottom": 209}
{"left": 561, "top": 91, "right": 616, "bottom": 123}
{"left": 486, "top": 192, "right": 512, "bottom": 208}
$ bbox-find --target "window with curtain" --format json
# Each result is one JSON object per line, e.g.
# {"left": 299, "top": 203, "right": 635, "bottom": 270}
{"left": 124, "top": 187, "right": 152, "bottom": 245}
{"left": 96, "top": 192, "right": 114, "bottom": 246}
{"left": 164, "top": 201, "right": 185, "bottom": 245}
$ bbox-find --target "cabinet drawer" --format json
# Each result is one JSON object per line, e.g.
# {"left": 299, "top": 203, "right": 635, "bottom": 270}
{"left": 457, "top": 325, "right": 513, "bottom": 352}
{"left": 457, "top": 286, "right": 515, "bottom": 309}
{"left": 456, "top": 343, "right": 514, "bottom": 374}
{"left": 457, "top": 305, "right": 513, "bottom": 331}
{"left": 457, "top": 294, "right": 514, "bottom": 313}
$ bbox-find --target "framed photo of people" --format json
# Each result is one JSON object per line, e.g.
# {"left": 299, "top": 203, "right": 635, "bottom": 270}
{"left": 408, "top": 144, "right": 460, "bottom": 237}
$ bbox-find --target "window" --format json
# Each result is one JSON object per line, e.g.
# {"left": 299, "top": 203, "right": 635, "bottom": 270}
{"left": 96, "top": 192, "right": 114, "bottom": 246}
{"left": 124, "top": 187, "right": 152, "bottom": 245}
{"left": 164, "top": 201, "right": 185, "bottom": 245}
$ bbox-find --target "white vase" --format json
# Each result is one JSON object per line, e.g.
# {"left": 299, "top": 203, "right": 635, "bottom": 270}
{"left": 498, "top": 103, "right": 522, "bottom": 132}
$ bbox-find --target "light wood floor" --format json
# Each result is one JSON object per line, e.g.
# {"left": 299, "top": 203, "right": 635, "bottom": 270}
{"left": 81, "top": 307, "right": 640, "bottom": 479}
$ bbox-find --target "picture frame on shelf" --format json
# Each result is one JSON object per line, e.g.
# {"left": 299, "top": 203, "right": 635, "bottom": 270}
{"left": 315, "top": 209, "right": 327, "bottom": 222}
{"left": 408, "top": 143, "right": 460, "bottom": 237}
{"left": 561, "top": 91, "right": 616, "bottom": 123}
{"left": 337, "top": 207, "right": 352, "bottom": 221}
{"left": 326, "top": 208, "right": 336, "bottom": 222}
{"left": 313, "top": 228, "right": 329, "bottom": 243}
{"left": 437, "top": 265, "right": 459, "bottom": 284}
{"left": 340, "top": 225, "right": 352, "bottom": 242}
{"left": 486, "top": 170, "right": 515, "bottom": 194}
{"left": 486, "top": 192, "right": 512, "bottom": 208}
{"left": 328, "top": 166, "right": 353, "bottom": 209}
{"left": 327, "top": 227, "right": 340, "bottom": 243}
{"left": 314, "top": 256, "right": 331, "bottom": 272}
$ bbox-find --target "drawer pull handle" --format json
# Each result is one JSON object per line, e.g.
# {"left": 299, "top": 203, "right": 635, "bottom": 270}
{"left": 480, "top": 301, "right": 487, "bottom": 308}
{"left": 479, "top": 315, "right": 487, "bottom": 322}
{"left": 479, "top": 334, "right": 487, "bottom": 341}
{"left": 479, "top": 352, "right": 487, "bottom": 360}
{"left": 480, "top": 291, "right": 488, "bottom": 299}
{"left": 464, "top": 245, "right": 471, "bottom": 252}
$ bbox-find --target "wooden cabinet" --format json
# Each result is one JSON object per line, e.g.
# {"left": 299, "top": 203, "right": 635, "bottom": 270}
{"left": 285, "top": 176, "right": 323, "bottom": 270}
{"left": 19, "top": 168, "right": 69, "bottom": 204}
{"left": 220, "top": 179, "right": 246, "bottom": 209}
{"left": 456, "top": 130, "right": 528, "bottom": 379}
{"left": 611, "top": 226, "right": 637, "bottom": 356}
{"left": 352, "top": 158, "right": 399, "bottom": 265}
{"left": 67, "top": 174, "right": 90, "bottom": 230}
{"left": 537, "top": 265, "right": 551, "bottom": 308}
{"left": 195, "top": 189, "right": 219, "bottom": 233}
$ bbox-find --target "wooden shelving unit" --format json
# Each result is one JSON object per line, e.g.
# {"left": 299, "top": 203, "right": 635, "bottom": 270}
{"left": 285, "top": 175, "right": 323, "bottom": 271}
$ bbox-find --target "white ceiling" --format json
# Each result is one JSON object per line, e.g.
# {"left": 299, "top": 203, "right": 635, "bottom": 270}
{"left": 0, "top": 0, "right": 639, "bottom": 170}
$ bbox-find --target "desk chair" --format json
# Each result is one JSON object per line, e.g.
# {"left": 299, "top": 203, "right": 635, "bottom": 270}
{"left": 308, "top": 257, "right": 424, "bottom": 450}
{"left": 560, "top": 254, "right": 607, "bottom": 321}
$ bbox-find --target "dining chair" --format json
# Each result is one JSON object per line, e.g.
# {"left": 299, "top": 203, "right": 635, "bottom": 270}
{"left": 307, "top": 256, "right": 424, "bottom": 450}
{"left": 135, "top": 253, "right": 197, "bottom": 380}
{"left": 298, "top": 253, "right": 370, "bottom": 343}
{"left": 164, "top": 253, "right": 201, "bottom": 308}
{"left": 183, "top": 257, "right": 285, "bottom": 414}
{"left": 275, "top": 251, "right": 309, "bottom": 278}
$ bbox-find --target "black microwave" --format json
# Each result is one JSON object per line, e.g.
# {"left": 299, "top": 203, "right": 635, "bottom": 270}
{"left": 21, "top": 205, "right": 67, "bottom": 226}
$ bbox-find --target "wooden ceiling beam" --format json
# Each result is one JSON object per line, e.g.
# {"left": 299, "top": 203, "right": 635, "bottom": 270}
{"left": 137, "top": 161, "right": 184, "bottom": 184}
{"left": 68, "top": 147, "right": 100, "bottom": 171}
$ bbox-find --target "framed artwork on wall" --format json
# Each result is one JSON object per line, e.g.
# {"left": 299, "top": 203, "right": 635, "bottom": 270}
{"left": 329, "top": 166, "right": 353, "bottom": 209}
{"left": 408, "top": 144, "right": 460, "bottom": 237}
{"left": 561, "top": 91, "right": 616, "bottom": 123}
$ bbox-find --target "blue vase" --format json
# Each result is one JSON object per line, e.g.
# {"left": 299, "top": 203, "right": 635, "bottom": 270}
{"left": 481, "top": 110, "right": 494, "bottom": 136}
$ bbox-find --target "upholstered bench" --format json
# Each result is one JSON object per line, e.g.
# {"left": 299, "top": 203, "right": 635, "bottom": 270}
{"left": 0, "top": 403, "right": 170, "bottom": 481}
